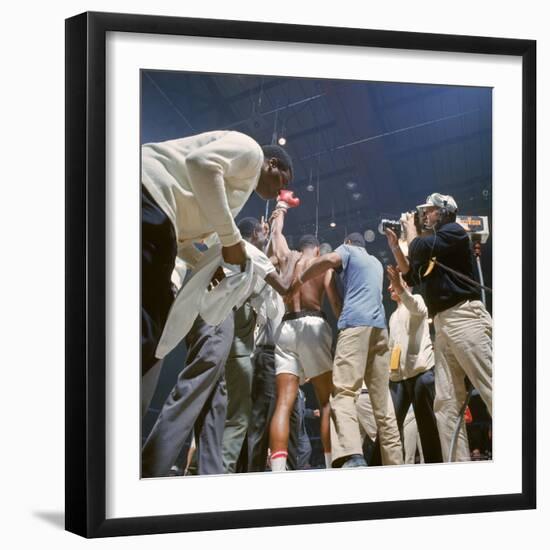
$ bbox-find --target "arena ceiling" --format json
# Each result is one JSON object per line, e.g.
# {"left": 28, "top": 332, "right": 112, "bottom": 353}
{"left": 141, "top": 70, "right": 492, "bottom": 307}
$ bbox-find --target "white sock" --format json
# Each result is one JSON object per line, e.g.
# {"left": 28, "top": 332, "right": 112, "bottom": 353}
{"left": 324, "top": 452, "right": 332, "bottom": 469}
{"left": 271, "top": 450, "right": 288, "bottom": 472}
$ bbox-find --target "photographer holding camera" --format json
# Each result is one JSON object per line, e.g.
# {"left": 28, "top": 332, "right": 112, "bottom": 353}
{"left": 385, "top": 193, "right": 492, "bottom": 462}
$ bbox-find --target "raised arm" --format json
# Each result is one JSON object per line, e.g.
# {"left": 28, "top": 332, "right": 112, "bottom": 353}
{"left": 402, "top": 212, "right": 419, "bottom": 248}
{"left": 399, "top": 290, "right": 428, "bottom": 318}
{"left": 265, "top": 250, "right": 301, "bottom": 296}
{"left": 269, "top": 208, "right": 291, "bottom": 262}
{"left": 386, "top": 265, "right": 427, "bottom": 317}
{"left": 385, "top": 228, "right": 411, "bottom": 275}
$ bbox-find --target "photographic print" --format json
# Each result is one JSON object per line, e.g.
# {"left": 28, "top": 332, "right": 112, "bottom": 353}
{"left": 140, "top": 70, "right": 493, "bottom": 478}
{"left": 66, "top": 12, "right": 535, "bottom": 536}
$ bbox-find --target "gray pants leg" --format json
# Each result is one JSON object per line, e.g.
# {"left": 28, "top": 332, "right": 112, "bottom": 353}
{"left": 141, "top": 359, "right": 164, "bottom": 418}
{"left": 287, "top": 391, "right": 309, "bottom": 470}
{"left": 247, "top": 348, "right": 276, "bottom": 471}
{"left": 288, "top": 390, "right": 312, "bottom": 470}
{"left": 141, "top": 314, "right": 234, "bottom": 478}
{"left": 222, "top": 354, "right": 253, "bottom": 473}
{"left": 195, "top": 373, "right": 228, "bottom": 475}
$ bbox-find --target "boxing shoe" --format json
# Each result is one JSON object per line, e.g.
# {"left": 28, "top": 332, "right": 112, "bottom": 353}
{"left": 276, "top": 189, "right": 300, "bottom": 210}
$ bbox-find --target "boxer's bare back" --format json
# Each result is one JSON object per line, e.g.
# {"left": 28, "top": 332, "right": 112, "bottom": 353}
{"left": 268, "top": 207, "right": 340, "bottom": 316}
{"left": 287, "top": 254, "right": 330, "bottom": 313}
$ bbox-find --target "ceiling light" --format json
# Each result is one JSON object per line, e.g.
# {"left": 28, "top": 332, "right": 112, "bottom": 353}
{"left": 278, "top": 137, "right": 286, "bottom": 146}
{"left": 306, "top": 184, "right": 315, "bottom": 192}
{"left": 346, "top": 181, "right": 357, "bottom": 190}
{"left": 330, "top": 221, "right": 336, "bottom": 228}
{"left": 352, "top": 192, "right": 362, "bottom": 201}
{"left": 364, "top": 229, "right": 375, "bottom": 243}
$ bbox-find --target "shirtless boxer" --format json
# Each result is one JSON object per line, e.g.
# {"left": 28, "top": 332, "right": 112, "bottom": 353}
{"left": 268, "top": 203, "right": 341, "bottom": 471}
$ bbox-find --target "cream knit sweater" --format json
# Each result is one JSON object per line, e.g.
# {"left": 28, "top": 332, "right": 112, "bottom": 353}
{"left": 142, "top": 130, "right": 263, "bottom": 248}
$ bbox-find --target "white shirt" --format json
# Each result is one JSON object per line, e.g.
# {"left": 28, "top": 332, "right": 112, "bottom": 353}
{"left": 252, "top": 284, "right": 285, "bottom": 347}
{"left": 388, "top": 290, "right": 435, "bottom": 382}
{"left": 155, "top": 241, "right": 275, "bottom": 359}
{"left": 142, "top": 130, "right": 263, "bottom": 248}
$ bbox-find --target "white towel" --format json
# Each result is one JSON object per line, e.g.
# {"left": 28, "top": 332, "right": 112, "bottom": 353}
{"left": 155, "top": 241, "right": 274, "bottom": 359}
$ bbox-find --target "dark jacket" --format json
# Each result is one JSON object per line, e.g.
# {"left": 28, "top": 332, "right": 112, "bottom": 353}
{"left": 403, "top": 222, "right": 480, "bottom": 317}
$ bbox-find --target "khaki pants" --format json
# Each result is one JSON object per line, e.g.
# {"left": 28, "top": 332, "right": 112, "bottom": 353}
{"left": 433, "top": 300, "right": 492, "bottom": 462}
{"left": 330, "top": 326, "right": 403, "bottom": 465}
{"left": 403, "top": 408, "right": 424, "bottom": 464}
{"left": 356, "top": 390, "right": 398, "bottom": 443}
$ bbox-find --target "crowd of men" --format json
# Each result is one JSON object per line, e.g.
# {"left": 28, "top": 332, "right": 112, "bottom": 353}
{"left": 140, "top": 129, "right": 493, "bottom": 476}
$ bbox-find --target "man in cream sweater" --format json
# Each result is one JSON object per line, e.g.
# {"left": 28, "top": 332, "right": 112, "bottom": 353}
{"left": 141, "top": 130, "right": 292, "bottom": 377}
{"left": 141, "top": 131, "right": 293, "bottom": 476}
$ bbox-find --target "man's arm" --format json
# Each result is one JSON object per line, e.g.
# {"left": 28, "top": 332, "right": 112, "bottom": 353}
{"left": 265, "top": 250, "right": 301, "bottom": 296}
{"left": 324, "top": 269, "right": 342, "bottom": 319}
{"left": 399, "top": 291, "right": 428, "bottom": 318}
{"left": 385, "top": 228, "right": 411, "bottom": 275}
{"left": 402, "top": 212, "right": 419, "bottom": 248}
{"left": 222, "top": 241, "right": 247, "bottom": 266}
{"left": 269, "top": 208, "right": 291, "bottom": 263}
{"left": 289, "top": 252, "right": 342, "bottom": 296}
{"left": 387, "top": 265, "right": 427, "bottom": 317}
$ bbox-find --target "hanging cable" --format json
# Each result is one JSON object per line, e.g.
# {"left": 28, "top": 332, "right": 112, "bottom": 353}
{"left": 311, "top": 167, "right": 318, "bottom": 238}
{"left": 225, "top": 93, "right": 326, "bottom": 131}
{"left": 315, "top": 150, "right": 321, "bottom": 238}
{"left": 145, "top": 72, "right": 196, "bottom": 132}
{"left": 271, "top": 110, "right": 279, "bottom": 145}
{"left": 300, "top": 110, "right": 480, "bottom": 160}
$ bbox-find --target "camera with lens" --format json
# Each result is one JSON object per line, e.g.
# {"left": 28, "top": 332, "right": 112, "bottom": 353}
{"left": 379, "top": 211, "right": 421, "bottom": 238}
{"left": 380, "top": 219, "right": 403, "bottom": 238}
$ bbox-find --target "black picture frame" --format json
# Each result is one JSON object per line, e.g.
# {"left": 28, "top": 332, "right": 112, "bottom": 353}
{"left": 65, "top": 11, "right": 536, "bottom": 538}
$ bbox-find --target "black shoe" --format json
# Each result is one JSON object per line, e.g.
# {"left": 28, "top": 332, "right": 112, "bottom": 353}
{"left": 341, "top": 454, "right": 367, "bottom": 468}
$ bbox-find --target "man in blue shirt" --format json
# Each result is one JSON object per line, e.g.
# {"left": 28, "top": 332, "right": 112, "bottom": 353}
{"left": 290, "top": 233, "right": 402, "bottom": 468}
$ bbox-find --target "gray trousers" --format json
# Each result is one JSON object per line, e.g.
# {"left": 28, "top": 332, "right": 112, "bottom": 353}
{"left": 222, "top": 354, "right": 253, "bottom": 473}
{"left": 288, "top": 389, "right": 312, "bottom": 470}
{"left": 141, "top": 314, "right": 234, "bottom": 477}
{"left": 247, "top": 347, "right": 277, "bottom": 471}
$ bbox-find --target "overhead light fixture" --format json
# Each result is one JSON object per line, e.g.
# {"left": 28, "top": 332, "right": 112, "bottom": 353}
{"left": 306, "top": 184, "right": 315, "bottom": 192}
{"left": 278, "top": 137, "right": 287, "bottom": 146}
{"left": 364, "top": 229, "right": 375, "bottom": 243}
{"left": 329, "top": 205, "right": 336, "bottom": 228}
{"left": 352, "top": 192, "right": 362, "bottom": 201}
{"left": 346, "top": 181, "right": 357, "bottom": 190}
{"left": 330, "top": 221, "right": 336, "bottom": 228}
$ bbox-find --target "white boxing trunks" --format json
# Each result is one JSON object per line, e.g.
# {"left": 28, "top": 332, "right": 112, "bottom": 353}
{"left": 274, "top": 310, "right": 333, "bottom": 384}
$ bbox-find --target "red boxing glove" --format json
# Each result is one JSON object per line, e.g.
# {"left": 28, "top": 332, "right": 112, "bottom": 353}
{"left": 464, "top": 406, "right": 473, "bottom": 424}
{"left": 276, "top": 189, "right": 300, "bottom": 210}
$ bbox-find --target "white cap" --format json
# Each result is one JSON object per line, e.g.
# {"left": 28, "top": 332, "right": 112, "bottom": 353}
{"left": 416, "top": 193, "right": 458, "bottom": 213}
